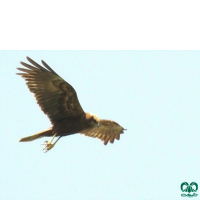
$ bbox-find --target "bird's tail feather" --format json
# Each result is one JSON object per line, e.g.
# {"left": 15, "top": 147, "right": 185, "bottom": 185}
{"left": 19, "top": 128, "right": 52, "bottom": 142}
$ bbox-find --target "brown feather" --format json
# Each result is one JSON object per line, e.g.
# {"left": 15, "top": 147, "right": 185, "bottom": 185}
{"left": 80, "top": 119, "right": 125, "bottom": 145}
{"left": 110, "top": 135, "right": 115, "bottom": 143}
{"left": 19, "top": 129, "right": 52, "bottom": 142}
{"left": 17, "top": 57, "right": 126, "bottom": 149}
{"left": 17, "top": 57, "right": 84, "bottom": 124}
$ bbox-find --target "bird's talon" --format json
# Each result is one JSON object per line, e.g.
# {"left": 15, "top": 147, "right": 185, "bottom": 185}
{"left": 42, "top": 142, "right": 55, "bottom": 152}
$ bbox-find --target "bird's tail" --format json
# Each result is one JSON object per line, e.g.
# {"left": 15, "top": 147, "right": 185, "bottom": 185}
{"left": 19, "top": 128, "right": 52, "bottom": 142}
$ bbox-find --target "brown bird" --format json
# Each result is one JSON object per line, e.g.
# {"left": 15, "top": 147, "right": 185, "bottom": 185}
{"left": 17, "top": 57, "right": 126, "bottom": 152}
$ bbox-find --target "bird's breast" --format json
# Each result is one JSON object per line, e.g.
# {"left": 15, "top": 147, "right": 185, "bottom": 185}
{"left": 52, "top": 116, "right": 87, "bottom": 136}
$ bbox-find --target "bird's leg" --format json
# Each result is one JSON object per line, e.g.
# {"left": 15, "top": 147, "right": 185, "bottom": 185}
{"left": 42, "top": 134, "right": 61, "bottom": 153}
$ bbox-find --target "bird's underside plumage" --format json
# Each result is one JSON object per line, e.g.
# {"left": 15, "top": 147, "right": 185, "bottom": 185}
{"left": 17, "top": 57, "right": 126, "bottom": 152}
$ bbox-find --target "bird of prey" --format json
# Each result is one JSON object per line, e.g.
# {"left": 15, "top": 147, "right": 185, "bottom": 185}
{"left": 17, "top": 57, "right": 126, "bottom": 152}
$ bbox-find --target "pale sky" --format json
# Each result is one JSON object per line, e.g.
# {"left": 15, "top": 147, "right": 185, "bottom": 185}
{"left": 0, "top": 51, "right": 199, "bottom": 200}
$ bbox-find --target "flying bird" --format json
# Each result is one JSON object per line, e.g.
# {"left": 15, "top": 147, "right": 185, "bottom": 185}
{"left": 17, "top": 57, "right": 126, "bottom": 152}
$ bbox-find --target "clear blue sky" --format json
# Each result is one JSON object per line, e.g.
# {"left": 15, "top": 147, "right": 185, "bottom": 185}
{"left": 0, "top": 51, "right": 199, "bottom": 200}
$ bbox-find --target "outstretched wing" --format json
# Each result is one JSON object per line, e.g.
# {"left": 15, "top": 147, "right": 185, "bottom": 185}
{"left": 17, "top": 57, "right": 84, "bottom": 124}
{"left": 80, "top": 120, "right": 125, "bottom": 145}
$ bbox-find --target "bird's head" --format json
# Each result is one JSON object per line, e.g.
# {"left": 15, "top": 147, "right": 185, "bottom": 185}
{"left": 85, "top": 113, "right": 100, "bottom": 127}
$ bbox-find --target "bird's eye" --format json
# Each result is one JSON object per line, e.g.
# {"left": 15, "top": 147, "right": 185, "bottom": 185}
{"left": 90, "top": 118, "right": 98, "bottom": 126}
{"left": 93, "top": 119, "right": 99, "bottom": 127}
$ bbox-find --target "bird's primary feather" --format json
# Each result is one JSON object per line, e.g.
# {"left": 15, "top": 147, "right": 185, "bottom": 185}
{"left": 80, "top": 120, "right": 125, "bottom": 145}
{"left": 17, "top": 57, "right": 84, "bottom": 124}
